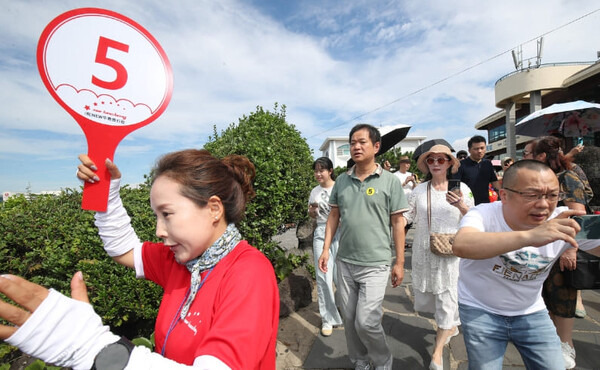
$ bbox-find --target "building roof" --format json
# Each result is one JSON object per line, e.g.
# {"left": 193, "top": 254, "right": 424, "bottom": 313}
{"left": 476, "top": 61, "right": 600, "bottom": 130}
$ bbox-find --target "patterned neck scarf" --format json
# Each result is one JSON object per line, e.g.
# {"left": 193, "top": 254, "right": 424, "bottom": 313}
{"left": 180, "top": 223, "right": 241, "bottom": 319}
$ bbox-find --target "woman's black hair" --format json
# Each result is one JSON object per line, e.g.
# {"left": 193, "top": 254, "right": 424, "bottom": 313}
{"left": 313, "top": 157, "right": 336, "bottom": 180}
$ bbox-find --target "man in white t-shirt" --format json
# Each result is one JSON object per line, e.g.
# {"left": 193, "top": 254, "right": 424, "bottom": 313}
{"left": 393, "top": 155, "right": 417, "bottom": 198}
{"left": 453, "top": 160, "right": 600, "bottom": 370}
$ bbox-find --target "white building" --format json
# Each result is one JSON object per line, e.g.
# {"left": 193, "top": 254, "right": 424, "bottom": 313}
{"left": 3, "top": 190, "right": 61, "bottom": 202}
{"left": 318, "top": 124, "right": 426, "bottom": 168}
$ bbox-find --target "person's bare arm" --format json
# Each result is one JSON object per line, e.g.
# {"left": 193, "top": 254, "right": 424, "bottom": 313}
{"left": 390, "top": 213, "right": 406, "bottom": 287}
{"left": 558, "top": 201, "right": 587, "bottom": 271}
{"left": 565, "top": 144, "right": 584, "bottom": 163}
{"left": 453, "top": 210, "right": 583, "bottom": 259}
{"left": 318, "top": 207, "right": 340, "bottom": 273}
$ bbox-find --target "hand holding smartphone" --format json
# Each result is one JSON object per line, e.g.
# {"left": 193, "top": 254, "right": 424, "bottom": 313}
{"left": 447, "top": 179, "right": 461, "bottom": 195}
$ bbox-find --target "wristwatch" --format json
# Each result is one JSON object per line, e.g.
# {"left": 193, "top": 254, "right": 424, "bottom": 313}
{"left": 92, "top": 336, "right": 135, "bottom": 370}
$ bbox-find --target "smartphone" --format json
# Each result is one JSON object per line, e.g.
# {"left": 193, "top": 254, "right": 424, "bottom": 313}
{"left": 573, "top": 215, "right": 600, "bottom": 240}
{"left": 447, "top": 179, "right": 461, "bottom": 194}
{"left": 577, "top": 137, "right": 584, "bottom": 146}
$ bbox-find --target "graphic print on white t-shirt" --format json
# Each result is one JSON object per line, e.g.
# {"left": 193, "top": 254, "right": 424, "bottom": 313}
{"left": 318, "top": 188, "right": 331, "bottom": 216}
{"left": 493, "top": 251, "right": 554, "bottom": 282}
{"left": 309, "top": 185, "right": 333, "bottom": 224}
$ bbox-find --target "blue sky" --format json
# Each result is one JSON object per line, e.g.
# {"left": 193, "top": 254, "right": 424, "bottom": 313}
{"left": 2, "top": 0, "right": 600, "bottom": 193}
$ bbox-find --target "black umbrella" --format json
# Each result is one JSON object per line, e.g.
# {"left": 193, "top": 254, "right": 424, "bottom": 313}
{"left": 346, "top": 125, "right": 411, "bottom": 168}
{"left": 379, "top": 126, "right": 411, "bottom": 156}
{"left": 412, "top": 139, "right": 455, "bottom": 161}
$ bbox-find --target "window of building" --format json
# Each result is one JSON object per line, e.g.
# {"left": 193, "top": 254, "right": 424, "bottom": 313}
{"left": 489, "top": 125, "right": 506, "bottom": 143}
{"left": 337, "top": 144, "right": 350, "bottom": 156}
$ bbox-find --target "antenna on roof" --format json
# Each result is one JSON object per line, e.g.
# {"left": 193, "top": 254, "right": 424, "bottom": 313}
{"left": 511, "top": 45, "right": 522, "bottom": 71}
{"left": 511, "top": 37, "right": 543, "bottom": 71}
{"left": 536, "top": 37, "right": 544, "bottom": 67}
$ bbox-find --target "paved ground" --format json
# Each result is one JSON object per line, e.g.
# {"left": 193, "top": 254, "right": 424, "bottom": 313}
{"left": 275, "top": 229, "right": 600, "bottom": 370}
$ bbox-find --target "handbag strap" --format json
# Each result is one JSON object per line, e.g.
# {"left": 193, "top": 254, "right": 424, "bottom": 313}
{"left": 427, "top": 181, "right": 432, "bottom": 230}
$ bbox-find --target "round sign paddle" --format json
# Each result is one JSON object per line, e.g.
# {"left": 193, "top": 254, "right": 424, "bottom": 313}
{"left": 37, "top": 8, "right": 173, "bottom": 211}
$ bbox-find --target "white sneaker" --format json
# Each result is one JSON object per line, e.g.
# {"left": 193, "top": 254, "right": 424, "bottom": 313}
{"left": 320, "top": 324, "right": 333, "bottom": 337}
{"left": 561, "top": 341, "right": 576, "bottom": 369}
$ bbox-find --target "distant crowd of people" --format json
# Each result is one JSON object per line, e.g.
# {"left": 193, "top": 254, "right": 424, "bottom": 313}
{"left": 306, "top": 127, "right": 598, "bottom": 370}
{"left": 0, "top": 124, "right": 598, "bottom": 370}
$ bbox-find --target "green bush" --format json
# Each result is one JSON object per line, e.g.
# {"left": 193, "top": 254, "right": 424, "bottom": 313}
{"left": 0, "top": 187, "right": 162, "bottom": 338}
{"left": 204, "top": 104, "right": 313, "bottom": 279}
{"left": 0, "top": 104, "right": 315, "bottom": 364}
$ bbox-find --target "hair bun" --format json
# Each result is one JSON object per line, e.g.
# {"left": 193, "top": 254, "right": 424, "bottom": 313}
{"left": 222, "top": 155, "right": 256, "bottom": 201}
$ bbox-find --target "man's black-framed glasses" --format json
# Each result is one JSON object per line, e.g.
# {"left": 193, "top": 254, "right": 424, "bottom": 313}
{"left": 503, "top": 187, "right": 560, "bottom": 202}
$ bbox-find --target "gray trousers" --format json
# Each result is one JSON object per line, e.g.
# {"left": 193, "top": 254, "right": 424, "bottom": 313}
{"left": 336, "top": 260, "right": 393, "bottom": 369}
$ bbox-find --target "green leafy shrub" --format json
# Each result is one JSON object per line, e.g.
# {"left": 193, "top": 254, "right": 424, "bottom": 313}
{"left": 0, "top": 104, "right": 315, "bottom": 365}
{"left": 205, "top": 104, "right": 313, "bottom": 279}
{"left": 0, "top": 187, "right": 162, "bottom": 333}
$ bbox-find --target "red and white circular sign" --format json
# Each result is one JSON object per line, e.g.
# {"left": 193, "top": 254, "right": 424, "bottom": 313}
{"left": 37, "top": 8, "right": 173, "bottom": 211}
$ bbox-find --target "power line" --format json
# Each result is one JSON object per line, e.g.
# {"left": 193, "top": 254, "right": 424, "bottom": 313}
{"left": 309, "top": 7, "right": 600, "bottom": 139}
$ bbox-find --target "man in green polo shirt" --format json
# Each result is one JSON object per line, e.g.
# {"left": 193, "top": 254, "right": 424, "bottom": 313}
{"left": 319, "top": 123, "right": 408, "bottom": 370}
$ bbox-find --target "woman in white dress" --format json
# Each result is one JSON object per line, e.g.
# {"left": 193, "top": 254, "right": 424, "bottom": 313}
{"left": 404, "top": 144, "right": 474, "bottom": 370}
{"left": 308, "top": 157, "right": 343, "bottom": 337}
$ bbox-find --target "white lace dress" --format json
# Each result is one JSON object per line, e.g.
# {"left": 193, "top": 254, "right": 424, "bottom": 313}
{"left": 404, "top": 181, "right": 474, "bottom": 295}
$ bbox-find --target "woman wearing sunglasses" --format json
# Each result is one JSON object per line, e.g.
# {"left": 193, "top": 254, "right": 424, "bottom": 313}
{"left": 404, "top": 144, "right": 474, "bottom": 370}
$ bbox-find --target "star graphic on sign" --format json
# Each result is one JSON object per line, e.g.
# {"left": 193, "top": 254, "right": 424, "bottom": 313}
{"left": 84, "top": 105, "right": 90, "bottom": 110}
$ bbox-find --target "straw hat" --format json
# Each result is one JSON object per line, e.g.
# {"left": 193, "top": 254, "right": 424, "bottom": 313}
{"left": 416, "top": 144, "right": 461, "bottom": 174}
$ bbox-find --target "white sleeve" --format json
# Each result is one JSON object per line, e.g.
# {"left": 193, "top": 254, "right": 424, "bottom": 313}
{"left": 308, "top": 186, "right": 318, "bottom": 205}
{"left": 458, "top": 206, "right": 485, "bottom": 231}
{"left": 403, "top": 184, "right": 419, "bottom": 225}
{"left": 578, "top": 239, "right": 600, "bottom": 251}
{"left": 125, "top": 347, "right": 231, "bottom": 369}
{"left": 134, "top": 243, "right": 146, "bottom": 278}
{"left": 94, "top": 178, "right": 143, "bottom": 257}
{"left": 5, "top": 289, "right": 231, "bottom": 370}
{"left": 6, "top": 289, "right": 119, "bottom": 370}
{"left": 460, "top": 183, "right": 475, "bottom": 209}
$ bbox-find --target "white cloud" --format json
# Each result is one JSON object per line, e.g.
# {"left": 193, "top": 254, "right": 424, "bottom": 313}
{"left": 2, "top": 0, "right": 600, "bottom": 191}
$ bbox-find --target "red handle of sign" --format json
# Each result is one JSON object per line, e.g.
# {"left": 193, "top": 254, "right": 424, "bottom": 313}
{"left": 81, "top": 153, "right": 113, "bottom": 212}
{"left": 79, "top": 117, "right": 126, "bottom": 212}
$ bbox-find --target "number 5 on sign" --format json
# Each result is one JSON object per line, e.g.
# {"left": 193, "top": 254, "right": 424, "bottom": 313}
{"left": 37, "top": 7, "right": 173, "bottom": 211}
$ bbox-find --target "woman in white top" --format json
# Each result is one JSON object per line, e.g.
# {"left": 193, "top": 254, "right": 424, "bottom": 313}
{"left": 308, "top": 157, "right": 343, "bottom": 337}
{"left": 403, "top": 144, "right": 474, "bottom": 370}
